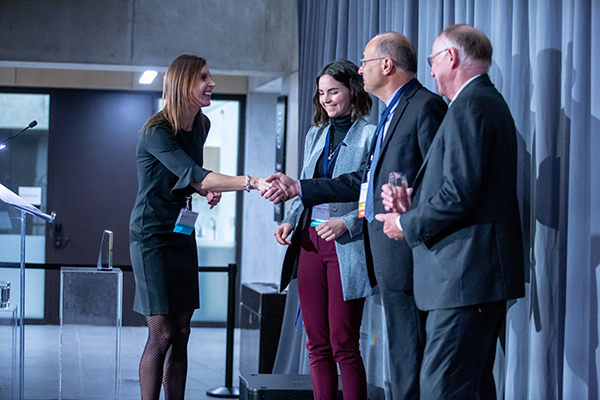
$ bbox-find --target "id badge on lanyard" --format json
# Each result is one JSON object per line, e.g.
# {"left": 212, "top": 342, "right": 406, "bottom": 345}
{"left": 358, "top": 174, "right": 369, "bottom": 218}
{"left": 173, "top": 196, "right": 198, "bottom": 235}
{"left": 310, "top": 204, "right": 330, "bottom": 226}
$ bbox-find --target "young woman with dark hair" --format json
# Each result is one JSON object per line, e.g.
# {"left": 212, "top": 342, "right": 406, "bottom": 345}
{"left": 274, "top": 59, "right": 376, "bottom": 400}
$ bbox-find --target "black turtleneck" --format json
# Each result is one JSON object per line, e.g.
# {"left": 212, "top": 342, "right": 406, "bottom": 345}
{"left": 314, "top": 114, "right": 353, "bottom": 178}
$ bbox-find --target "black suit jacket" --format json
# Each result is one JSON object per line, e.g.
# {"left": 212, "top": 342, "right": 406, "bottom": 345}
{"left": 301, "top": 79, "right": 447, "bottom": 292}
{"left": 402, "top": 74, "right": 525, "bottom": 310}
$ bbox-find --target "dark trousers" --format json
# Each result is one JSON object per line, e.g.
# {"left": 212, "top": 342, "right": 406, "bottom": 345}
{"left": 378, "top": 285, "right": 426, "bottom": 400}
{"left": 367, "top": 220, "right": 426, "bottom": 400}
{"left": 297, "top": 226, "right": 367, "bottom": 400}
{"left": 420, "top": 301, "right": 506, "bottom": 400}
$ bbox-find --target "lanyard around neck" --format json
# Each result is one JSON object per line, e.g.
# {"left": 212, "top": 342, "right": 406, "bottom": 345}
{"left": 322, "top": 126, "right": 345, "bottom": 176}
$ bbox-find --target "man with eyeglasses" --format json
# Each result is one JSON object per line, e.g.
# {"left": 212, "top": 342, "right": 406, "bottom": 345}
{"left": 377, "top": 25, "right": 525, "bottom": 399}
{"left": 263, "top": 32, "right": 447, "bottom": 399}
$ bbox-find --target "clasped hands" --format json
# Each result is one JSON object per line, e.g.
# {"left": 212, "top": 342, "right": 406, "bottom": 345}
{"left": 260, "top": 172, "right": 300, "bottom": 204}
{"left": 194, "top": 173, "right": 292, "bottom": 209}
{"left": 261, "top": 173, "right": 347, "bottom": 244}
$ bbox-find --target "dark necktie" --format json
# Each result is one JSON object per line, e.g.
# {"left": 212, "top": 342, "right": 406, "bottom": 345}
{"left": 363, "top": 85, "right": 406, "bottom": 222}
{"left": 364, "top": 106, "right": 389, "bottom": 222}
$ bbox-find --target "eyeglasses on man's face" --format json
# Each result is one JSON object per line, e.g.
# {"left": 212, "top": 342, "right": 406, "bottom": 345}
{"left": 359, "top": 57, "right": 386, "bottom": 67}
{"left": 427, "top": 48, "right": 449, "bottom": 67}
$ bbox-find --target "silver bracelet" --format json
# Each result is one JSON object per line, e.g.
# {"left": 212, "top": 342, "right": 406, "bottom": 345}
{"left": 245, "top": 175, "right": 251, "bottom": 192}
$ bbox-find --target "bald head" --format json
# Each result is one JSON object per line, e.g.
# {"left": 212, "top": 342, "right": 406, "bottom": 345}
{"left": 360, "top": 32, "right": 418, "bottom": 101}
{"left": 373, "top": 32, "right": 418, "bottom": 74}
{"left": 440, "top": 24, "right": 492, "bottom": 71}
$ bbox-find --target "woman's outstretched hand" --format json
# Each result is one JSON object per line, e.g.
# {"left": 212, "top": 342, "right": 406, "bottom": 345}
{"left": 252, "top": 176, "right": 272, "bottom": 194}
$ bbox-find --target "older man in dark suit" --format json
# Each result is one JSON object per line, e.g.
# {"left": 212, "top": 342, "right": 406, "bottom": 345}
{"left": 264, "top": 32, "right": 447, "bottom": 399}
{"left": 378, "top": 25, "right": 525, "bottom": 399}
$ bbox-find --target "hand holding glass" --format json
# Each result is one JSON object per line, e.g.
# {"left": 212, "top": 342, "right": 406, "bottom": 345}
{"left": 383, "top": 172, "right": 412, "bottom": 213}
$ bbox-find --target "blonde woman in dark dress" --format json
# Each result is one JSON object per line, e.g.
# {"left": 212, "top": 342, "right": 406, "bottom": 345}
{"left": 129, "top": 54, "right": 267, "bottom": 400}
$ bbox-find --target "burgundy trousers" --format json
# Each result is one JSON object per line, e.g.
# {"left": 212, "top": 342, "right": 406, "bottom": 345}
{"left": 297, "top": 226, "right": 367, "bottom": 400}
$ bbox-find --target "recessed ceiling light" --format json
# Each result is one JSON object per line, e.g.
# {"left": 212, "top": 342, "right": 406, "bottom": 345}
{"left": 139, "top": 71, "right": 158, "bottom": 84}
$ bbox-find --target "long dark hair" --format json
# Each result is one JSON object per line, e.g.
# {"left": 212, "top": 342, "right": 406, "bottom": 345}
{"left": 312, "top": 59, "right": 372, "bottom": 126}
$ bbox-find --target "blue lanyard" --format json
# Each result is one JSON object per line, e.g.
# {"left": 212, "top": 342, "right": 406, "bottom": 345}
{"left": 321, "top": 126, "right": 345, "bottom": 177}
{"left": 366, "top": 84, "right": 406, "bottom": 170}
{"left": 295, "top": 304, "right": 304, "bottom": 331}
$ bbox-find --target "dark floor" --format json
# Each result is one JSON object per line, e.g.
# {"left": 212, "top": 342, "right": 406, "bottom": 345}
{"left": 1, "top": 324, "right": 240, "bottom": 400}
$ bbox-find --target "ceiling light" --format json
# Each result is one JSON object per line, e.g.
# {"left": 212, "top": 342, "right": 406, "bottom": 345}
{"left": 139, "top": 71, "right": 158, "bottom": 84}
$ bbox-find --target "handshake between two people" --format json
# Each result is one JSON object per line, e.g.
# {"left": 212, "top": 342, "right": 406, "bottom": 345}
{"left": 259, "top": 172, "right": 301, "bottom": 204}
{"left": 259, "top": 173, "right": 348, "bottom": 245}
{"left": 258, "top": 172, "right": 414, "bottom": 242}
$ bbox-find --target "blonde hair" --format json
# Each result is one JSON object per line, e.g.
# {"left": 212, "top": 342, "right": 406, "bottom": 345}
{"left": 143, "top": 54, "right": 207, "bottom": 134}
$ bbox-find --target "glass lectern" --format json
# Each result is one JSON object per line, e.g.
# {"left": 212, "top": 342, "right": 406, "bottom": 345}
{"left": 59, "top": 230, "right": 122, "bottom": 400}
{"left": 0, "top": 182, "right": 56, "bottom": 400}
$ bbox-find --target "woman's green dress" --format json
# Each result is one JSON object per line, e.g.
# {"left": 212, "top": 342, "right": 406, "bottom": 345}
{"left": 129, "top": 114, "right": 211, "bottom": 315}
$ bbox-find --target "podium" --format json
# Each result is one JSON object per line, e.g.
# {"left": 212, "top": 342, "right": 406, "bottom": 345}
{"left": 59, "top": 266, "right": 122, "bottom": 400}
{"left": 0, "top": 305, "right": 18, "bottom": 399}
{"left": 0, "top": 182, "right": 56, "bottom": 400}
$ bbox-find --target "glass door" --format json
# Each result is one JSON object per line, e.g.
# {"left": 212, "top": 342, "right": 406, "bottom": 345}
{"left": 192, "top": 99, "right": 240, "bottom": 322}
{"left": 0, "top": 93, "right": 50, "bottom": 319}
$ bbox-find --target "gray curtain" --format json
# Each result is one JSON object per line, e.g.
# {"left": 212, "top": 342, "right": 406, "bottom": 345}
{"left": 287, "top": 0, "right": 600, "bottom": 398}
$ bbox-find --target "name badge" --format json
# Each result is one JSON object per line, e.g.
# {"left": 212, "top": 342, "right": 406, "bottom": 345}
{"left": 310, "top": 204, "right": 330, "bottom": 226}
{"left": 173, "top": 208, "right": 198, "bottom": 235}
{"left": 358, "top": 179, "right": 369, "bottom": 218}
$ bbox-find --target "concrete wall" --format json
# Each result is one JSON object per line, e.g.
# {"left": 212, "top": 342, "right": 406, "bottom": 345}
{"left": 242, "top": 92, "right": 286, "bottom": 284}
{"left": 0, "top": 0, "right": 301, "bottom": 287}
{"left": 0, "top": 0, "right": 297, "bottom": 77}
{"left": 242, "top": 72, "right": 300, "bottom": 285}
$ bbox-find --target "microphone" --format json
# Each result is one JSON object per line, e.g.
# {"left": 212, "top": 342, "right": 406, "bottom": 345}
{"left": 0, "top": 120, "right": 37, "bottom": 150}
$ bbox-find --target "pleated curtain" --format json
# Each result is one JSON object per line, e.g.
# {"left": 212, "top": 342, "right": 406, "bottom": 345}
{"left": 287, "top": 1, "right": 600, "bottom": 398}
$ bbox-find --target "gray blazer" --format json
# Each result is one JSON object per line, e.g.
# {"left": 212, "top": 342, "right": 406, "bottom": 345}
{"left": 403, "top": 74, "right": 525, "bottom": 310}
{"left": 279, "top": 119, "right": 378, "bottom": 300}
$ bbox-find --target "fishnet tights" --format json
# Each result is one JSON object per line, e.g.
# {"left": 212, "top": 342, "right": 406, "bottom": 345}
{"left": 139, "top": 310, "right": 193, "bottom": 400}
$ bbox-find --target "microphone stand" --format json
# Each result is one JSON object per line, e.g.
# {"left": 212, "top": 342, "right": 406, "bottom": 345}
{"left": 0, "top": 120, "right": 38, "bottom": 150}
